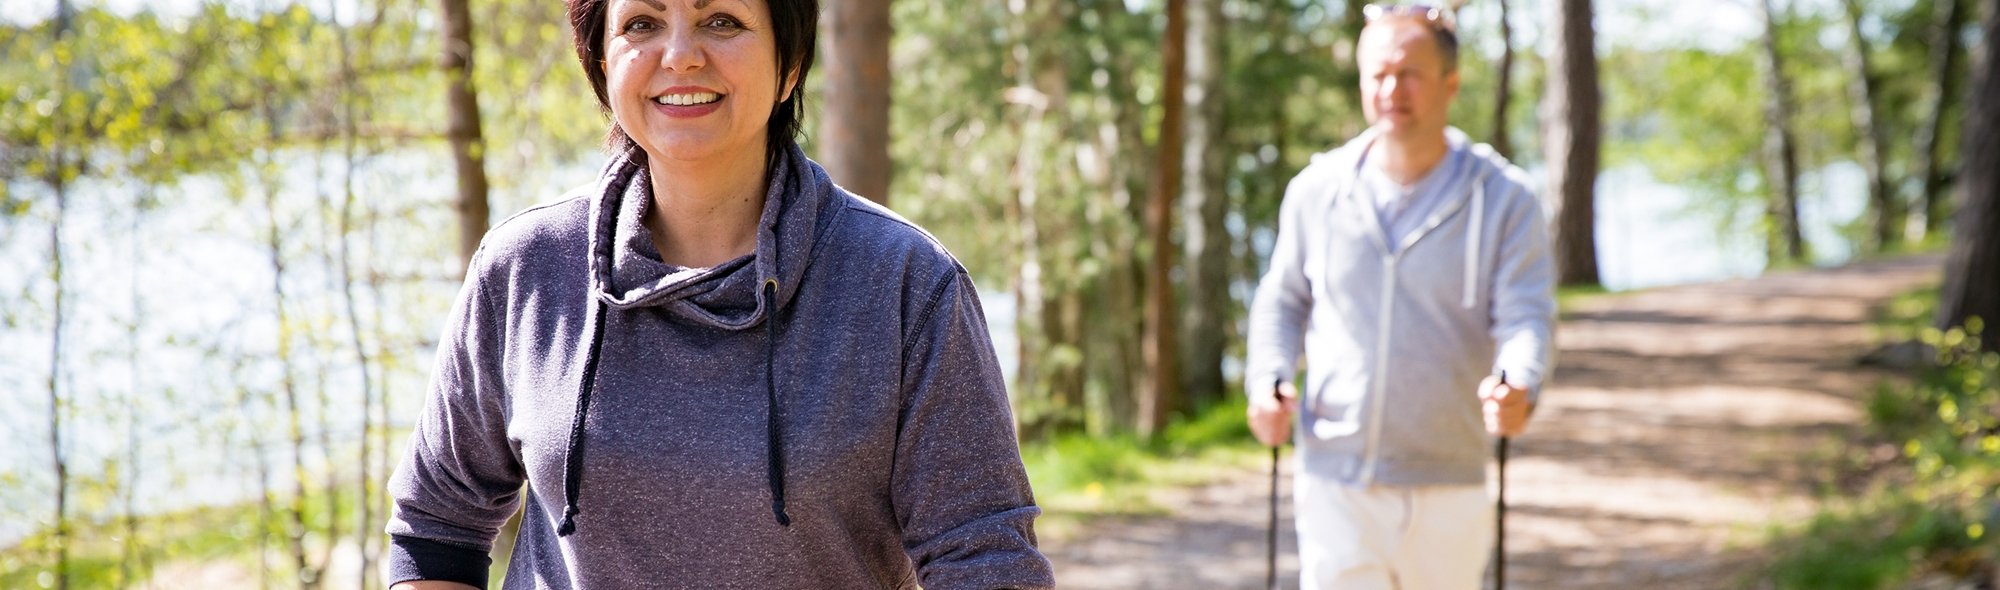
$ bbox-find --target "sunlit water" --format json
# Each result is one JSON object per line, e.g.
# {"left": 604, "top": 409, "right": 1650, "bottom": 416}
{"left": 0, "top": 160, "right": 1872, "bottom": 549}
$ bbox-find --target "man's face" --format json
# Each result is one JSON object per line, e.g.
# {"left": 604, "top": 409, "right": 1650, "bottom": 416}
{"left": 1356, "top": 19, "right": 1460, "bottom": 139}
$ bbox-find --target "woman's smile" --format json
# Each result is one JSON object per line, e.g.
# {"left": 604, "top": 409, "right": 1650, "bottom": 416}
{"left": 652, "top": 86, "right": 725, "bottom": 118}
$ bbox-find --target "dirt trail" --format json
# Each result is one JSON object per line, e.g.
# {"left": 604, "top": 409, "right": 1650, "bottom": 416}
{"left": 1043, "top": 255, "right": 1944, "bottom": 589}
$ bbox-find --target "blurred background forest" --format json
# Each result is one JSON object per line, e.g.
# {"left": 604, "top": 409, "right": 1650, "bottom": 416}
{"left": 1, "top": 0, "right": 1997, "bottom": 587}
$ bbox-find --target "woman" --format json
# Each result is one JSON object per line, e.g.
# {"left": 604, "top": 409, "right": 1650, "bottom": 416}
{"left": 383, "top": 0, "right": 1054, "bottom": 588}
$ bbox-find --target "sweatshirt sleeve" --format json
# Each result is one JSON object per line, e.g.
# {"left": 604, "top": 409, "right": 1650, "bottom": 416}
{"left": 1244, "top": 172, "right": 1319, "bottom": 398}
{"left": 383, "top": 250, "right": 526, "bottom": 588}
{"left": 893, "top": 270, "right": 1055, "bottom": 590}
{"left": 1487, "top": 182, "right": 1558, "bottom": 403}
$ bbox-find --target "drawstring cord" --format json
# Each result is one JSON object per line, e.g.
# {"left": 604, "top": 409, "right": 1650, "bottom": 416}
{"left": 764, "top": 279, "right": 792, "bottom": 526}
{"left": 556, "top": 297, "right": 611, "bottom": 537}
{"left": 1464, "top": 179, "right": 1486, "bottom": 310}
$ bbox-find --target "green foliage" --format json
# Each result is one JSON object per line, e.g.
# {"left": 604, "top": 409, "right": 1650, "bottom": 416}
{"left": 1766, "top": 290, "right": 2000, "bottom": 588}
{"left": 1021, "top": 393, "right": 1263, "bottom": 530}
{"left": 0, "top": 482, "right": 378, "bottom": 588}
{"left": 1601, "top": 0, "right": 1971, "bottom": 262}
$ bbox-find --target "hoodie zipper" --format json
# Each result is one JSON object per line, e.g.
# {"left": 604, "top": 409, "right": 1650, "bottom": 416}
{"left": 1359, "top": 256, "right": 1397, "bottom": 485}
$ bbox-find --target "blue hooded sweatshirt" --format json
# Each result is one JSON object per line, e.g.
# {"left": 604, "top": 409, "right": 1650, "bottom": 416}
{"left": 385, "top": 144, "right": 1054, "bottom": 589}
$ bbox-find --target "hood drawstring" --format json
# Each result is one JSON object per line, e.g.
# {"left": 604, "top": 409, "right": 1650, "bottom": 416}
{"left": 556, "top": 297, "right": 611, "bottom": 537}
{"left": 764, "top": 279, "right": 793, "bottom": 526}
{"left": 1463, "top": 178, "right": 1487, "bottom": 310}
{"left": 552, "top": 283, "right": 794, "bottom": 536}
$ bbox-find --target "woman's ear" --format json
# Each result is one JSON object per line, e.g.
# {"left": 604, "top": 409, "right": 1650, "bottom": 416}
{"left": 779, "top": 67, "right": 800, "bottom": 103}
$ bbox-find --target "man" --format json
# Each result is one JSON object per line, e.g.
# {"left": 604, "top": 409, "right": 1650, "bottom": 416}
{"left": 1243, "top": 5, "right": 1556, "bottom": 589}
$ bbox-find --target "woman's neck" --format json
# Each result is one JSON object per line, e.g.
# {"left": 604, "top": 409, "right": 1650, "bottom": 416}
{"left": 642, "top": 147, "right": 770, "bottom": 269}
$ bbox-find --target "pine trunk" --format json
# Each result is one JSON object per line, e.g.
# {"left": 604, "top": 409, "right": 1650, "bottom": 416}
{"left": 1759, "top": 0, "right": 1806, "bottom": 264}
{"left": 441, "top": 0, "right": 489, "bottom": 273}
{"left": 1179, "top": 0, "right": 1229, "bottom": 410}
{"left": 1936, "top": 0, "right": 2000, "bottom": 352}
{"left": 1140, "top": 0, "right": 1188, "bottom": 440}
{"left": 1915, "top": 0, "right": 1969, "bottom": 240}
{"left": 819, "top": 0, "right": 894, "bottom": 205}
{"left": 1841, "top": 0, "right": 1897, "bottom": 252}
{"left": 1544, "top": 0, "right": 1602, "bottom": 286}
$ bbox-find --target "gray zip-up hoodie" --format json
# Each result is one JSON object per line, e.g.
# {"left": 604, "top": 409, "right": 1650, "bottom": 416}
{"left": 386, "top": 143, "right": 1054, "bottom": 589}
{"left": 1245, "top": 126, "right": 1556, "bottom": 487}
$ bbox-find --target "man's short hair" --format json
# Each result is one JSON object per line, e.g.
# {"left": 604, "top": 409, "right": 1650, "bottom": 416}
{"left": 1363, "top": 4, "right": 1461, "bottom": 73}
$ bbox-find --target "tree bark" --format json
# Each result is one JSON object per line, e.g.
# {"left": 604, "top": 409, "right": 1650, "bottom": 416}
{"left": 48, "top": 2, "right": 72, "bottom": 587}
{"left": 265, "top": 156, "right": 321, "bottom": 590}
{"left": 1179, "top": 0, "right": 1229, "bottom": 410}
{"left": 1936, "top": 0, "right": 2000, "bottom": 352}
{"left": 441, "top": 0, "right": 489, "bottom": 274}
{"left": 1004, "top": 0, "right": 1088, "bottom": 438}
{"left": 819, "top": 0, "right": 894, "bottom": 205}
{"left": 334, "top": 5, "right": 380, "bottom": 584}
{"left": 1915, "top": 0, "right": 1969, "bottom": 241}
{"left": 1492, "top": 0, "right": 1516, "bottom": 160}
{"left": 120, "top": 186, "right": 147, "bottom": 590}
{"left": 1543, "top": 0, "right": 1602, "bottom": 286}
{"left": 1140, "top": 0, "right": 1188, "bottom": 440}
{"left": 1841, "top": 0, "right": 1897, "bottom": 252}
{"left": 1759, "top": 0, "right": 1805, "bottom": 264}
{"left": 1006, "top": 0, "right": 1052, "bottom": 437}
{"left": 47, "top": 143, "right": 71, "bottom": 590}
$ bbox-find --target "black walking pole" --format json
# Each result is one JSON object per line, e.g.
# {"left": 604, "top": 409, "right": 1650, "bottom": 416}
{"left": 1493, "top": 371, "right": 1510, "bottom": 590}
{"left": 1267, "top": 383, "right": 1282, "bottom": 590}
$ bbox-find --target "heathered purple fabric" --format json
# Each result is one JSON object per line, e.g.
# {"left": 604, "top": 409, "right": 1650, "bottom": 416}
{"left": 385, "top": 144, "right": 1054, "bottom": 589}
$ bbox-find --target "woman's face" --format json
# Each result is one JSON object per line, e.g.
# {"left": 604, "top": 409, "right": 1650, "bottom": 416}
{"left": 603, "top": 0, "right": 790, "bottom": 165}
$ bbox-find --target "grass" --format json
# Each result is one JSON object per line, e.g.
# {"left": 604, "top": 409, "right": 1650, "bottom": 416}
{"left": 1020, "top": 395, "right": 1269, "bottom": 540}
{"left": 1, "top": 479, "right": 379, "bottom": 589}
{"left": 1761, "top": 284, "right": 2000, "bottom": 589}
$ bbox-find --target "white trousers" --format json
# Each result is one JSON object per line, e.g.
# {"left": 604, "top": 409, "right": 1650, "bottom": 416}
{"left": 1295, "top": 474, "right": 1494, "bottom": 590}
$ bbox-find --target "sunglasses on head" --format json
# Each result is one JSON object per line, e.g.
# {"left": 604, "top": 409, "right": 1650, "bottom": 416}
{"left": 1362, "top": 3, "right": 1459, "bottom": 33}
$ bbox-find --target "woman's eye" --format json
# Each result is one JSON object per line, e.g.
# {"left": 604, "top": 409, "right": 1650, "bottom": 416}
{"left": 624, "top": 18, "right": 655, "bottom": 33}
{"left": 702, "top": 15, "right": 742, "bottom": 29}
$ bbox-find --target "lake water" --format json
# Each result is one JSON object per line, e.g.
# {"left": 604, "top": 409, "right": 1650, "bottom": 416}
{"left": 0, "top": 158, "right": 1874, "bottom": 549}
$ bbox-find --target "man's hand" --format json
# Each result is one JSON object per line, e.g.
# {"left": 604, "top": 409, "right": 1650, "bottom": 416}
{"left": 1248, "top": 381, "right": 1300, "bottom": 447}
{"left": 1480, "top": 375, "right": 1532, "bottom": 437}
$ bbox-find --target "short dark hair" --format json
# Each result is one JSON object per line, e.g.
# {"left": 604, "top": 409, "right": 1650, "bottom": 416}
{"left": 1362, "top": 5, "right": 1460, "bottom": 73}
{"left": 566, "top": 0, "right": 819, "bottom": 163}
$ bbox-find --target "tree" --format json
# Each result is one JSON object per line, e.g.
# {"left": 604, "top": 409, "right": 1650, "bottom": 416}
{"left": 1840, "top": 0, "right": 1897, "bottom": 253}
{"left": 45, "top": 3, "right": 75, "bottom": 588}
{"left": 1914, "top": 0, "right": 1969, "bottom": 241}
{"left": 1936, "top": 0, "right": 1999, "bottom": 352}
{"left": 1139, "top": 0, "right": 1188, "bottom": 440}
{"left": 441, "top": 0, "right": 490, "bottom": 273}
{"left": 819, "top": 0, "right": 893, "bottom": 205}
{"left": 1758, "top": 0, "right": 1805, "bottom": 264}
{"left": 1544, "top": 0, "right": 1602, "bottom": 286}
{"left": 1179, "top": 0, "right": 1229, "bottom": 410}
{"left": 1492, "top": 0, "right": 1517, "bottom": 159}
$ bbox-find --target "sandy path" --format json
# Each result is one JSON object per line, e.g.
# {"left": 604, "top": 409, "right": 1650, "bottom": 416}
{"left": 1043, "top": 255, "right": 1944, "bottom": 589}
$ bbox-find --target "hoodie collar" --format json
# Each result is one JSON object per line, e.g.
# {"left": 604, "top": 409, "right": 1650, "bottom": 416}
{"left": 1324, "top": 126, "right": 1489, "bottom": 255}
{"left": 585, "top": 143, "right": 832, "bottom": 330}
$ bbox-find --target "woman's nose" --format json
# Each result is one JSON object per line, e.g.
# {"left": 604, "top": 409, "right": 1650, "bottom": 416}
{"left": 658, "top": 27, "right": 703, "bottom": 72}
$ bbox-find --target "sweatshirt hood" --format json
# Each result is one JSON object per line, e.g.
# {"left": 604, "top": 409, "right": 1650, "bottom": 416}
{"left": 1318, "top": 125, "right": 1506, "bottom": 183}
{"left": 585, "top": 143, "right": 834, "bottom": 330}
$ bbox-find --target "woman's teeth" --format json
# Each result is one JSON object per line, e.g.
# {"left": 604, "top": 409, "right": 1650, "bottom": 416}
{"left": 655, "top": 92, "right": 720, "bottom": 106}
